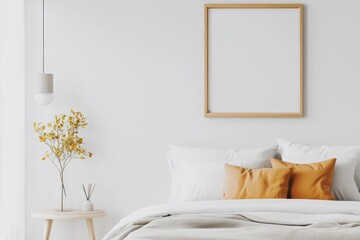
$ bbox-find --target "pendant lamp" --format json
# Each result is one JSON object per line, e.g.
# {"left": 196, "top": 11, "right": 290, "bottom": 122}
{"left": 34, "top": 0, "right": 54, "bottom": 105}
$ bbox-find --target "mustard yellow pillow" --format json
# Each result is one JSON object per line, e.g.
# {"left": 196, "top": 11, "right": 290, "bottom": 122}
{"left": 271, "top": 158, "right": 336, "bottom": 200}
{"left": 223, "top": 164, "right": 292, "bottom": 200}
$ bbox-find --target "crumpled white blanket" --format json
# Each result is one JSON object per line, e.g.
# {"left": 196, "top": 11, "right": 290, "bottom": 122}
{"left": 103, "top": 199, "right": 360, "bottom": 240}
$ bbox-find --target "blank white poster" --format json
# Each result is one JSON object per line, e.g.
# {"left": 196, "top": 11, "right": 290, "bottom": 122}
{"left": 207, "top": 7, "right": 302, "bottom": 116}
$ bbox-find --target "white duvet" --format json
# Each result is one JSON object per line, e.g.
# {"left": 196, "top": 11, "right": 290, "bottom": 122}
{"left": 103, "top": 199, "right": 360, "bottom": 240}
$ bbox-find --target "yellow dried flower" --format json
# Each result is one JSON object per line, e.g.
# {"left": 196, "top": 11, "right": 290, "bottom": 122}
{"left": 33, "top": 110, "right": 93, "bottom": 165}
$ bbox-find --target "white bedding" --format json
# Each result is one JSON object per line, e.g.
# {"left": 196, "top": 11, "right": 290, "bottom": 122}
{"left": 103, "top": 199, "right": 360, "bottom": 240}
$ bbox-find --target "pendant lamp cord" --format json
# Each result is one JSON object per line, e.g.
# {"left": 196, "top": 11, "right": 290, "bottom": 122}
{"left": 42, "top": 0, "right": 45, "bottom": 74}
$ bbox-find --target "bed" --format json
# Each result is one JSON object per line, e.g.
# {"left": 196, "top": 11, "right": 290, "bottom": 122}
{"left": 103, "top": 140, "right": 360, "bottom": 239}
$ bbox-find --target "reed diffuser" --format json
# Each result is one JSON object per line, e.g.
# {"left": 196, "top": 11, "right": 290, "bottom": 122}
{"left": 82, "top": 183, "right": 96, "bottom": 211}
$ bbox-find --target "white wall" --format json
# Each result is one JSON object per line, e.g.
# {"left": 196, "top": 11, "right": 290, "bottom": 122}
{"left": 25, "top": 0, "right": 360, "bottom": 239}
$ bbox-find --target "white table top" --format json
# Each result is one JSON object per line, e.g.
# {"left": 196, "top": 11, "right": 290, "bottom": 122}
{"left": 31, "top": 209, "right": 105, "bottom": 220}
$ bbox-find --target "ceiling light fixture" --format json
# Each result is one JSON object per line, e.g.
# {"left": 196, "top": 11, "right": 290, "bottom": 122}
{"left": 34, "top": 0, "right": 54, "bottom": 105}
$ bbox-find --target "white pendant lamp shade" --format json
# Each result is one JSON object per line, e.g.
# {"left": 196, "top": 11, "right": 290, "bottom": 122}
{"left": 34, "top": 73, "right": 54, "bottom": 105}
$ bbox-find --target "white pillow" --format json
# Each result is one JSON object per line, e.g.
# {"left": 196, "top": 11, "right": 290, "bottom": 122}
{"left": 278, "top": 139, "right": 360, "bottom": 201}
{"left": 168, "top": 145, "right": 277, "bottom": 202}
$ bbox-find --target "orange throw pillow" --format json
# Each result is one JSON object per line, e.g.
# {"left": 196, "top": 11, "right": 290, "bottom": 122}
{"left": 271, "top": 158, "right": 336, "bottom": 200}
{"left": 223, "top": 164, "right": 292, "bottom": 200}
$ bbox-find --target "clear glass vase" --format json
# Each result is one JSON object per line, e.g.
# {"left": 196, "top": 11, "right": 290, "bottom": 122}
{"left": 54, "top": 169, "right": 72, "bottom": 211}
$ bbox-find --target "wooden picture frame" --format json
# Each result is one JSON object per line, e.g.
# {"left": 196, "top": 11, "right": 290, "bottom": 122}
{"left": 204, "top": 4, "right": 303, "bottom": 118}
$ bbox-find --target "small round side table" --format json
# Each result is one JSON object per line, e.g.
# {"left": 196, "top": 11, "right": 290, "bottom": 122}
{"left": 32, "top": 209, "right": 105, "bottom": 240}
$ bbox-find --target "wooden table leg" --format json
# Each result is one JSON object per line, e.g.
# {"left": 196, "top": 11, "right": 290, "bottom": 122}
{"left": 86, "top": 218, "right": 96, "bottom": 240}
{"left": 43, "top": 219, "right": 53, "bottom": 240}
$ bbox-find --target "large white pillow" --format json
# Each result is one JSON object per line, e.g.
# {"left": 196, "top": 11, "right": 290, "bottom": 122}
{"left": 278, "top": 139, "right": 360, "bottom": 201}
{"left": 168, "top": 145, "right": 277, "bottom": 202}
